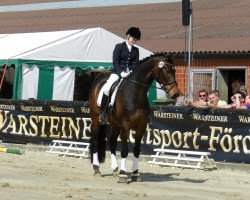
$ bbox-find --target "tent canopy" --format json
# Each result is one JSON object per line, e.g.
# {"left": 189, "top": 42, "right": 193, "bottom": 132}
{"left": 0, "top": 28, "right": 152, "bottom": 67}
{"left": 0, "top": 28, "right": 164, "bottom": 101}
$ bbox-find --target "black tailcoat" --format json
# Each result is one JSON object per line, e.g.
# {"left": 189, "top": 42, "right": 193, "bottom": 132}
{"left": 112, "top": 42, "right": 139, "bottom": 76}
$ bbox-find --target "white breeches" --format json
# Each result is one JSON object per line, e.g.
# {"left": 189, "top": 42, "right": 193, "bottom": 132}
{"left": 102, "top": 73, "right": 119, "bottom": 96}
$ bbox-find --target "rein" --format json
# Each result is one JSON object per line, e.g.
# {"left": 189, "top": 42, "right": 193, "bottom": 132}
{"left": 126, "top": 78, "right": 176, "bottom": 92}
{"left": 127, "top": 78, "right": 159, "bottom": 89}
{"left": 125, "top": 62, "right": 177, "bottom": 93}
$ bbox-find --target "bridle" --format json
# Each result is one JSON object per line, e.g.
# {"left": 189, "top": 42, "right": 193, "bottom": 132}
{"left": 124, "top": 61, "right": 177, "bottom": 93}
{"left": 154, "top": 62, "right": 177, "bottom": 93}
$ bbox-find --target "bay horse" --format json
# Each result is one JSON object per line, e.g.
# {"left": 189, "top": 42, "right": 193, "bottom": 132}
{"left": 88, "top": 53, "right": 179, "bottom": 183}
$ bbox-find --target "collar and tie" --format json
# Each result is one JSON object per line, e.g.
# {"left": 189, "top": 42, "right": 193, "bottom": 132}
{"left": 126, "top": 41, "right": 132, "bottom": 52}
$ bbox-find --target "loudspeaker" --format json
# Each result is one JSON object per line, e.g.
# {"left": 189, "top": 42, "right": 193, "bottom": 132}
{"left": 182, "top": 0, "right": 191, "bottom": 26}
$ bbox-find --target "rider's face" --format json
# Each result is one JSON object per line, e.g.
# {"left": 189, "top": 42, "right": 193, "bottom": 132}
{"left": 127, "top": 36, "right": 137, "bottom": 45}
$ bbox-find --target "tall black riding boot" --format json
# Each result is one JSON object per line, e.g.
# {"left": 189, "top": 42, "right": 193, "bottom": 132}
{"left": 99, "top": 94, "right": 109, "bottom": 124}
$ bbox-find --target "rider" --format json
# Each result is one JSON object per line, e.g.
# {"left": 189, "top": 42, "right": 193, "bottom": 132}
{"left": 99, "top": 27, "right": 141, "bottom": 124}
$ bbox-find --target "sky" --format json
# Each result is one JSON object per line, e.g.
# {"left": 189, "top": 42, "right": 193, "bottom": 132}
{"left": 0, "top": 0, "right": 182, "bottom": 12}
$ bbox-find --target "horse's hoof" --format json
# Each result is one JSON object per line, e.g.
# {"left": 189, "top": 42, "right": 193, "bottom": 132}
{"left": 131, "top": 172, "right": 142, "bottom": 182}
{"left": 117, "top": 174, "right": 129, "bottom": 183}
{"left": 94, "top": 172, "right": 102, "bottom": 177}
{"left": 117, "top": 171, "right": 129, "bottom": 183}
{"left": 93, "top": 165, "right": 102, "bottom": 177}
{"left": 113, "top": 167, "right": 119, "bottom": 177}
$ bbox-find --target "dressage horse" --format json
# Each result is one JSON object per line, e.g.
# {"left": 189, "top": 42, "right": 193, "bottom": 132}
{"left": 88, "top": 53, "right": 179, "bottom": 183}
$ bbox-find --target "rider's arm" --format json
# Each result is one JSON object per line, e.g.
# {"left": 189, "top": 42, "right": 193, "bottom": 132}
{"left": 113, "top": 44, "right": 122, "bottom": 76}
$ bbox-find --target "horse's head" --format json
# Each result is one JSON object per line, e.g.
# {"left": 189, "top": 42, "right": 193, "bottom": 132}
{"left": 152, "top": 57, "right": 180, "bottom": 100}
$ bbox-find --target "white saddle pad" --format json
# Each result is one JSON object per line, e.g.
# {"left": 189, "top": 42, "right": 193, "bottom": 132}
{"left": 97, "top": 80, "right": 122, "bottom": 107}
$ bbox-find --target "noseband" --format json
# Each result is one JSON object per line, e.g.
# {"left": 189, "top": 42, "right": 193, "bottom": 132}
{"left": 155, "top": 62, "right": 177, "bottom": 93}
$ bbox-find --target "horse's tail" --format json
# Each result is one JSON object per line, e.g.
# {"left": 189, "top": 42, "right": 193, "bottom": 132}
{"left": 90, "top": 124, "right": 107, "bottom": 163}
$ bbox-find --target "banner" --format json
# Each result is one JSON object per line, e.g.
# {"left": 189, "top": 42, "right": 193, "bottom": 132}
{"left": 150, "top": 106, "right": 250, "bottom": 163}
{"left": 0, "top": 99, "right": 249, "bottom": 163}
{"left": 0, "top": 100, "right": 91, "bottom": 144}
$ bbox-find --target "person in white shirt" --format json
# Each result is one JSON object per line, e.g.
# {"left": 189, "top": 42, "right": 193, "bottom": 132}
{"left": 207, "top": 90, "right": 227, "bottom": 108}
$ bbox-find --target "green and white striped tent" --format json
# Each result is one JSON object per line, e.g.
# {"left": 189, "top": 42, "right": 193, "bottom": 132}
{"left": 0, "top": 28, "right": 165, "bottom": 102}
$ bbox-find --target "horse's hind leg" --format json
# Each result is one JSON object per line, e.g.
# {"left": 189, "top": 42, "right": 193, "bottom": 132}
{"left": 109, "top": 127, "right": 120, "bottom": 177}
{"left": 90, "top": 123, "right": 102, "bottom": 177}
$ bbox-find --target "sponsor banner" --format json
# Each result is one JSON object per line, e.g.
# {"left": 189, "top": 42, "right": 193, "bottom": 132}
{"left": 150, "top": 106, "right": 250, "bottom": 163}
{"left": 0, "top": 100, "right": 249, "bottom": 163}
{"left": 0, "top": 100, "right": 91, "bottom": 144}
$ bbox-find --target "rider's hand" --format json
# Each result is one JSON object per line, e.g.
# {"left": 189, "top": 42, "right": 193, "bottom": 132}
{"left": 121, "top": 72, "right": 129, "bottom": 78}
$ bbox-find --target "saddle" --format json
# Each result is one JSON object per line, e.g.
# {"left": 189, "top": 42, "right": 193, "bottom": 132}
{"left": 109, "top": 80, "right": 120, "bottom": 96}
{"left": 97, "top": 78, "right": 125, "bottom": 108}
{"left": 109, "top": 79, "right": 125, "bottom": 107}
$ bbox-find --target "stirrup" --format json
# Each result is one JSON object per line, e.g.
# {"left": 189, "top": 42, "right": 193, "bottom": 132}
{"left": 99, "top": 113, "right": 107, "bottom": 125}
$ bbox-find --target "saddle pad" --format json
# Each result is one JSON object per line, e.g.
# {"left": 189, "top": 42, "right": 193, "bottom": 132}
{"left": 97, "top": 79, "right": 122, "bottom": 107}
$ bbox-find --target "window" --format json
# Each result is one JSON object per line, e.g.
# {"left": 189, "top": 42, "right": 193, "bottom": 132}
{"left": 191, "top": 69, "right": 215, "bottom": 101}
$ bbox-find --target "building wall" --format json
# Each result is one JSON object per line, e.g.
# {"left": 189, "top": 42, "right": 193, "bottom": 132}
{"left": 173, "top": 57, "right": 250, "bottom": 97}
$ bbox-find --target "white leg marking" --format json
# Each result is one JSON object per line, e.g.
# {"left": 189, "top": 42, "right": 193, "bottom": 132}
{"left": 111, "top": 153, "right": 118, "bottom": 170}
{"left": 120, "top": 158, "right": 126, "bottom": 172}
{"left": 93, "top": 153, "right": 99, "bottom": 166}
{"left": 132, "top": 155, "right": 139, "bottom": 172}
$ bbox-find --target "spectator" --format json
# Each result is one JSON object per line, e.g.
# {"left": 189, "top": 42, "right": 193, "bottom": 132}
{"left": 239, "top": 86, "right": 250, "bottom": 104}
{"left": 240, "top": 85, "right": 247, "bottom": 96}
{"left": 213, "top": 89, "right": 219, "bottom": 96}
{"left": 186, "top": 89, "right": 208, "bottom": 107}
{"left": 231, "top": 78, "right": 242, "bottom": 95}
{"left": 242, "top": 103, "right": 250, "bottom": 109}
{"left": 208, "top": 90, "right": 227, "bottom": 108}
{"left": 207, "top": 90, "right": 227, "bottom": 108}
{"left": 230, "top": 91, "right": 249, "bottom": 109}
{"left": 245, "top": 95, "right": 250, "bottom": 103}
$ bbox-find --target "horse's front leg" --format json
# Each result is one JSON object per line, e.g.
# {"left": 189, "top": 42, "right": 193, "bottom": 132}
{"left": 109, "top": 127, "right": 120, "bottom": 176}
{"left": 131, "top": 125, "right": 147, "bottom": 182}
{"left": 117, "top": 130, "right": 129, "bottom": 183}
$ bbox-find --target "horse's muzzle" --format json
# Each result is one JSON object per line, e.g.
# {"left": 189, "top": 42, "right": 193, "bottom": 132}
{"left": 171, "top": 92, "right": 181, "bottom": 100}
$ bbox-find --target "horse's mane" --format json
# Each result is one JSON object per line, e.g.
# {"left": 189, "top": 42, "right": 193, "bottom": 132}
{"left": 133, "top": 53, "right": 174, "bottom": 73}
{"left": 138, "top": 52, "right": 173, "bottom": 65}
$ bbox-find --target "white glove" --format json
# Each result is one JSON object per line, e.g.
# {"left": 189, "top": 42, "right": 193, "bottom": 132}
{"left": 121, "top": 71, "right": 129, "bottom": 78}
